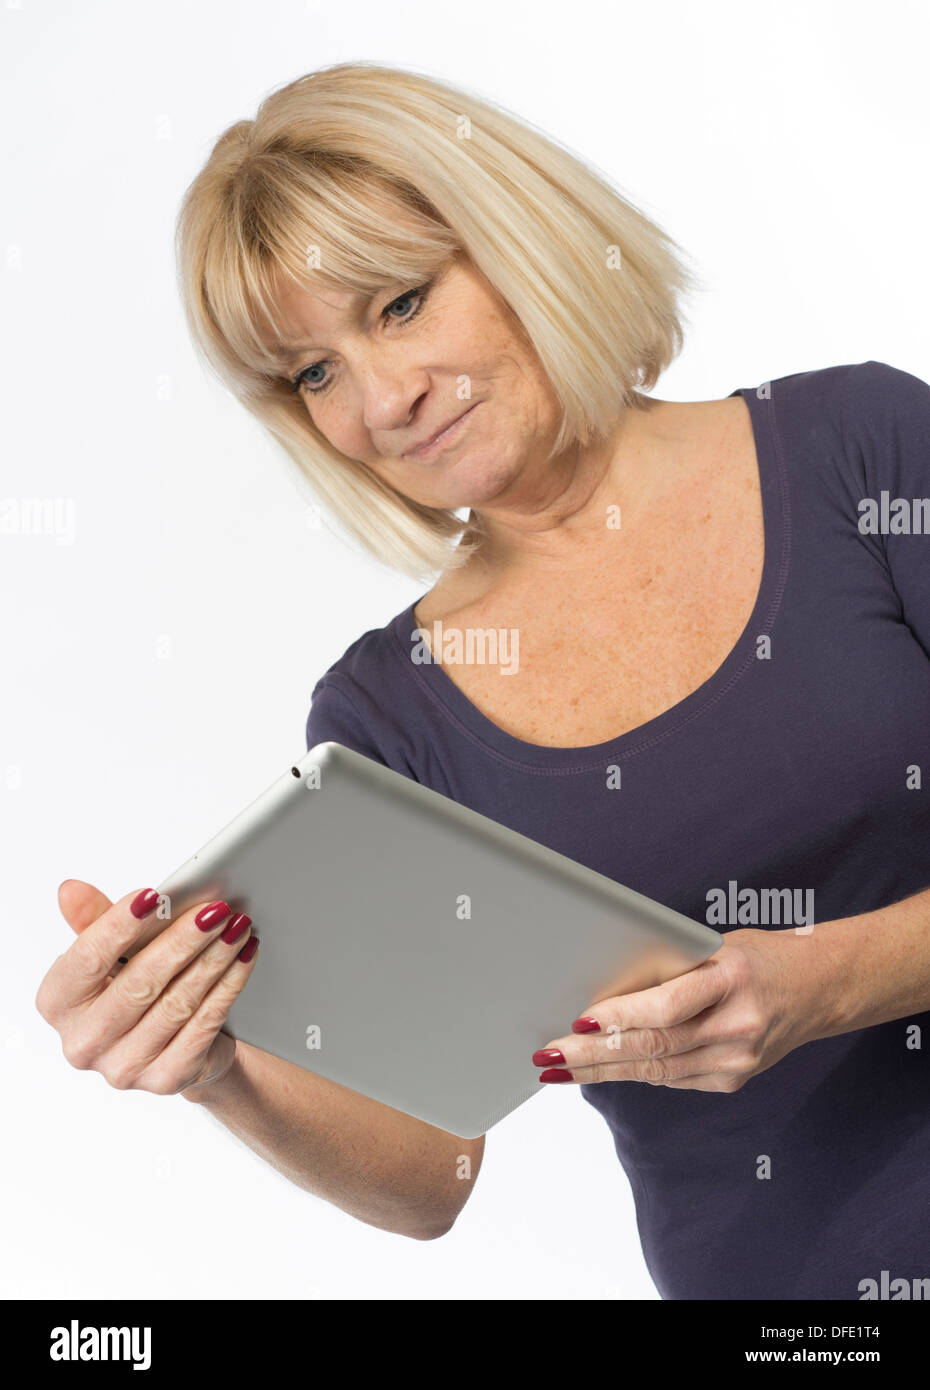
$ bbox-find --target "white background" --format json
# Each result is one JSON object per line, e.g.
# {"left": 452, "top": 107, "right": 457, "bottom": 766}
{"left": 3, "top": 0, "right": 928, "bottom": 1300}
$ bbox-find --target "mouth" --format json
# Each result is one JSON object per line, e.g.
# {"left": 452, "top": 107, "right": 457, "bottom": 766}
{"left": 402, "top": 403, "right": 480, "bottom": 461}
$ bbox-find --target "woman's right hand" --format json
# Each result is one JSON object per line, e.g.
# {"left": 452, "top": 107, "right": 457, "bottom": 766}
{"left": 35, "top": 880, "right": 260, "bottom": 1098}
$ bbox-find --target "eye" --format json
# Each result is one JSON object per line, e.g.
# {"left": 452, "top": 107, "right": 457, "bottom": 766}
{"left": 289, "top": 281, "right": 433, "bottom": 397}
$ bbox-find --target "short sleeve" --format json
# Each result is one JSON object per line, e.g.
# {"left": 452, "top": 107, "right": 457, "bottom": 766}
{"left": 844, "top": 359, "right": 930, "bottom": 658}
{"left": 305, "top": 675, "right": 388, "bottom": 766}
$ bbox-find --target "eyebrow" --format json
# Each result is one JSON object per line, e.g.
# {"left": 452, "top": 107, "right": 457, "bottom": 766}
{"left": 266, "top": 343, "right": 322, "bottom": 368}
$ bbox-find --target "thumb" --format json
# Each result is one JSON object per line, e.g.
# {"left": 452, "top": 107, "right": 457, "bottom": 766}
{"left": 57, "top": 878, "right": 114, "bottom": 935}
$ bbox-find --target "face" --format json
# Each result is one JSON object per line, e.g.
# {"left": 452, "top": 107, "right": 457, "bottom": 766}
{"left": 268, "top": 253, "right": 566, "bottom": 513}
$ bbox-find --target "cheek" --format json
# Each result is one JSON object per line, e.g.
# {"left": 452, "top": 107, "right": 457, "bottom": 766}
{"left": 307, "top": 401, "right": 365, "bottom": 455}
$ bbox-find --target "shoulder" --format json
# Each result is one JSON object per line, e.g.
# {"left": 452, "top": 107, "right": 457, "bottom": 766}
{"left": 305, "top": 603, "right": 423, "bottom": 771}
{"left": 839, "top": 358, "right": 930, "bottom": 437}
{"left": 832, "top": 360, "right": 930, "bottom": 496}
{"left": 761, "top": 357, "right": 929, "bottom": 427}
{"left": 411, "top": 549, "right": 491, "bottom": 628}
{"left": 746, "top": 360, "right": 930, "bottom": 499}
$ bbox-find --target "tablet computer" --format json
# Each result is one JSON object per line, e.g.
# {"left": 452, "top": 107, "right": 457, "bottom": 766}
{"left": 133, "top": 742, "right": 722, "bottom": 1138}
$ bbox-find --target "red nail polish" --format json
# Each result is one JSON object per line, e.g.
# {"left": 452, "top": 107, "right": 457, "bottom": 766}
{"left": 532, "top": 1048, "right": 565, "bottom": 1066}
{"left": 572, "top": 1017, "right": 601, "bottom": 1033}
{"left": 221, "top": 913, "right": 251, "bottom": 944}
{"left": 130, "top": 888, "right": 160, "bottom": 920}
{"left": 539, "top": 1068, "right": 574, "bottom": 1083}
{"left": 195, "top": 900, "right": 231, "bottom": 931}
{"left": 238, "top": 935, "right": 259, "bottom": 963}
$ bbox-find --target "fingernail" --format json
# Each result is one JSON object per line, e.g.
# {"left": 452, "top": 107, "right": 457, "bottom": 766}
{"left": 238, "top": 935, "right": 259, "bottom": 963}
{"left": 221, "top": 913, "right": 251, "bottom": 944}
{"left": 572, "top": 1017, "right": 601, "bottom": 1033}
{"left": 130, "top": 889, "right": 161, "bottom": 920}
{"left": 195, "top": 900, "right": 231, "bottom": 931}
{"left": 539, "top": 1069, "right": 574, "bottom": 1083}
{"left": 532, "top": 1048, "right": 565, "bottom": 1066}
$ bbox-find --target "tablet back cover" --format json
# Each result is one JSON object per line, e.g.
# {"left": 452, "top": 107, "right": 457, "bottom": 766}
{"left": 153, "top": 742, "right": 721, "bottom": 1138}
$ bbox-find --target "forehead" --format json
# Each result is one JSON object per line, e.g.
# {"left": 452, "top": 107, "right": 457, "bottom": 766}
{"left": 273, "top": 273, "right": 362, "bottom": 317}
{"left": 262, "top": 275, "right": 371, "bottom": 363}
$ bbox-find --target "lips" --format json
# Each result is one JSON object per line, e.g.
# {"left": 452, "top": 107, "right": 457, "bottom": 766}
{"left": 403, "top": 404, "right": 477, "bottom": 459}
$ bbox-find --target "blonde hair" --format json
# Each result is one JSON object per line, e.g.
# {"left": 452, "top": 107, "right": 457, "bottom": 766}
{"left": 175, "top": 62, "right": 698, "bottom": 583}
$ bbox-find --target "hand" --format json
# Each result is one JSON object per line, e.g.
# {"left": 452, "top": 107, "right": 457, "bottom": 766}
{"left": 35, "top": 879, "right": 260, "bottom": 1098}
{"left": 531, "top": 927, "right": 830, "bottom": 1093}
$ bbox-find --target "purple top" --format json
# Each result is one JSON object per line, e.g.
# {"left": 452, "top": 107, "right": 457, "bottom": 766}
{"left": 306, "top": 360, "right": 930, "bottom": 1299}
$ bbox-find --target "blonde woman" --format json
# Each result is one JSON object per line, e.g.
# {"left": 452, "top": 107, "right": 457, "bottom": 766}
{"left": 37, "top": 64, "right": 930, "bottom": 1301}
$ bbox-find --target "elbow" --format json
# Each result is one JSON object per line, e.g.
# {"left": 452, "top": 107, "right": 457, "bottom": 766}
{"left": 404, "top": 1208, "right": 459, "bottom": 1241}
{"left": 410, "top": 1222, "right": 453, "bottom": 1241}
{"left": 360, "top": 1209, "right": 456, "bottom": 1242}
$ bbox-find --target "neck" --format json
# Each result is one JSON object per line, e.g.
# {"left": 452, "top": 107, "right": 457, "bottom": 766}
{"left": 465, "top": 394, "right": 668, "bottom": 577}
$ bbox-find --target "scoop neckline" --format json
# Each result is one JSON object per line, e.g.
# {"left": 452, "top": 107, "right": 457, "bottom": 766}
{"left": 389, "top": 384, "right": 789, "bottom": 773}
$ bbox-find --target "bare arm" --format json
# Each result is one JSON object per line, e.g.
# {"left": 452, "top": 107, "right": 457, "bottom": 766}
{"left": 38, "top": 880, "right": 485, "bottom": 1243}
{"left": 804, "top": 884, "right": 930, "bottom": 1036}
{"left": 182, "top": 1039, "right": 485, "bottom": 1240}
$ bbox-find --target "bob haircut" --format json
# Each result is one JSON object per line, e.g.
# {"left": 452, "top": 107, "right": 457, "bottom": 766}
{"left": 175, "top": 62, "right": 698, "bottom": 583}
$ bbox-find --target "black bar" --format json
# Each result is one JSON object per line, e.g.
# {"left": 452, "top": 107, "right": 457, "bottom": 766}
{"left": 1, "top": 1297, "right": 925, "bottom": 1375}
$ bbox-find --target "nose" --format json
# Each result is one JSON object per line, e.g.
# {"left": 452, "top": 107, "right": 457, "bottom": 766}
{"left": 360, "top": 371, "right": 430, "bottom": 447}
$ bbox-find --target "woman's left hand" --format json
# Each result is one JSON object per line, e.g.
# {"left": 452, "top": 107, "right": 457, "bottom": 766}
{"left": 532, "top": 927, "right": 832, "bottom": 1093}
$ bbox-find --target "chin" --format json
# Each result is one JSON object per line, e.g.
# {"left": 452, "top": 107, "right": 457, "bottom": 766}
{"left": 434, "top": 456, "right": 517, "bottom": 510}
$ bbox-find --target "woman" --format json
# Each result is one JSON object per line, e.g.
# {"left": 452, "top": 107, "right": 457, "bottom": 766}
{"left": 37, "top": 63, "right": 930, "bottom": 1300}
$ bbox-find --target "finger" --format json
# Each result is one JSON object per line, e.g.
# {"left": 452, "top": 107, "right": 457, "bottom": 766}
{"left": 93, "top": 919, "right": 256, "bottom": 1073}
{"left": 538, "top": 1041, "right": 741, "bottom": 1087}
{"left": 538, "top": 1012, "right": 720, "bottom": 1075}
{"left": 57, "top": 880, "right": 127, "bottom": 985}
{"left": 87, "top": 898, "right": 239, "bottom": 1038}
{"left": 139, "top": 936, "right": 261, "bottom": 1094}
{"left": 663, "top": 1073, "right": 742, "bottom": 1091}
{"left": 58, "top": 879, "right": 113, "bottom": 935}
{"left": 38, "top": 886, "right": 170, "bottom": 1018}
{"left": 543, "top": 956, "right": 728, "bottom": 1054}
